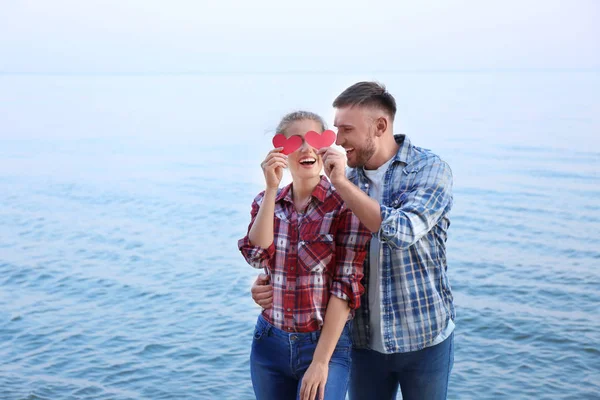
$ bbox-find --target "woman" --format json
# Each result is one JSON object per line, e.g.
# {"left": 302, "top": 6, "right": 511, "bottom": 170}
{"left": 238, "top": 111, "right": 371, "bottom": 400}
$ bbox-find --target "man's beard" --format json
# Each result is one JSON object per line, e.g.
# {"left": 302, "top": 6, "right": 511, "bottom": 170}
{"left": 348, "top": 132, "right": 376, "bottom": 168}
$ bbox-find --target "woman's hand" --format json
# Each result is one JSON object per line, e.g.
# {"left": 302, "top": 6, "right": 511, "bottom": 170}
{"left": 300, "top": 361, "right": 328, "bottom": 400}
{"left": 261, "top": 148, "right": 287, "bottom": 190}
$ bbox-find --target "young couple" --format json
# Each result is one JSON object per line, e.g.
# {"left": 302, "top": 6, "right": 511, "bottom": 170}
{"left": 238, "top": 81, "right": 455, "bottom": 400}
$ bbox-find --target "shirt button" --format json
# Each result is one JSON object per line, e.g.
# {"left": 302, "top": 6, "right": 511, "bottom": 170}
{"left": 291, "top": 267, "right": 294, "bottom": 270}
{"left": 287, "top": 308, "right": 291, "bottom": 311}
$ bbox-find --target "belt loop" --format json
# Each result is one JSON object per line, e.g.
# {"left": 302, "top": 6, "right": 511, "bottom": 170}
{"left": 311, "top": 330, "right": 319, "bottom": 343}
{"left": 260, "top": 315, "right": 273, "bottom": 336}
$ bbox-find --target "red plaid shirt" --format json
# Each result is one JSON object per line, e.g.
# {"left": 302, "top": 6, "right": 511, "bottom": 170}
{"left": 238, "top": 176, "right": 371, "bottom": 333}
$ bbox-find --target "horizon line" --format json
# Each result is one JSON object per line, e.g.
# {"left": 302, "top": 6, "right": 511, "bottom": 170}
{"left": 1, "top": 67, "right": 599, "bottom": 76}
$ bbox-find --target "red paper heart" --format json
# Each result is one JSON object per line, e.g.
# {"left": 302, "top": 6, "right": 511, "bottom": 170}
{"left": 305, "top": 130, "right": 336, "bottom": 149}
{"left": 272, "top": 134, "right": 303, "bottom": 155}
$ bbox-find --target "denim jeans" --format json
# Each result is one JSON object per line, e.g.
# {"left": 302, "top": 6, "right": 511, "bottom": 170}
{"left": 349, "top": 332, "right": 454, "bottom": 400}
{"left": 250, "top": 314, "right": 352, "bottom": 400}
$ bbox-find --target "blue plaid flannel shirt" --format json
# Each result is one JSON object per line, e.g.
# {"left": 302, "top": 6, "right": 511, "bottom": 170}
{"left": 349, "top": 134, "right": 455, "bottom": 353}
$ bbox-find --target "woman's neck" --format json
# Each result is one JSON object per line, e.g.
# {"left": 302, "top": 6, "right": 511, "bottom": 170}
{"left": 291, "top": 176, "right": 321, "bottom": 212}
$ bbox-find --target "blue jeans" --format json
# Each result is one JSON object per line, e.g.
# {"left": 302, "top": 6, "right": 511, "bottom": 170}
{"left": 250, "top": 314, "right": 352, "bottom": 400}
{"left": 349, "top": 332, "right": 454, "bottom": 400}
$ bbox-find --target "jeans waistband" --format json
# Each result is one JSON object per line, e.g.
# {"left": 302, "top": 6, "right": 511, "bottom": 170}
{"left": 256, "top": 314, "right": 351, "bottom": 344}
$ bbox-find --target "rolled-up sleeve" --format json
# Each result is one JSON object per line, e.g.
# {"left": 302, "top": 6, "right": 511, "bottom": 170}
{"left": 237, "top": 192, "right": 275, "bottom": 269}
{"left": 379, "top": 159, "right": 453, "bottom": 249}
{"left": 330, "top": 207, "right": 370, "bottom": 309}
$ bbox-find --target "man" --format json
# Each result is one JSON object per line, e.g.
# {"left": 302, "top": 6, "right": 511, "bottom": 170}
{"left": 251, "top": 81, "right": 455, "bottom": 400}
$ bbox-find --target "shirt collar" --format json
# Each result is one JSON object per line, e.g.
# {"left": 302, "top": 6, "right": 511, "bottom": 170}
{"left": 276, "top": 175, "right": 330, "bottom": 204}
{"left": 392, "top": 134, "right": 412, "bottom": 164}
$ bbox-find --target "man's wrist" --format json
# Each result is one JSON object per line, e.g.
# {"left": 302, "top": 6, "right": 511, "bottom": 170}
{"left": 331, "top": 175, "right": 350, "bottom": 191}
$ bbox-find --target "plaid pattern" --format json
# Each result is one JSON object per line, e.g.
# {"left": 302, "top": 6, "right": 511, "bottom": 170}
{"left": 238, "top": 176, "right": 371, "bottom": 333}
{"left": 349, "top": 135, "right": 455, "bottom": 353}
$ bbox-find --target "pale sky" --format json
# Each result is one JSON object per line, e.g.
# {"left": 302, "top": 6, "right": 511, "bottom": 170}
{"left": 1, "top": 0, "right": 598, "bottom": 73}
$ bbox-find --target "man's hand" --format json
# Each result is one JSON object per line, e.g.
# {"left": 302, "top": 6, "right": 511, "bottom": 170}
{"left": 318, "top": 148, "right": 347, "bottom": 186}
{"left": 300, "top": 361, "right": 329, "bottom": 400}
{"left": 251, "top": 273, "right": 273, "bottom": 309}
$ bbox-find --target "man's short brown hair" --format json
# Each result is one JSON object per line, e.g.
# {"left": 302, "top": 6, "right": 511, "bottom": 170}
{"left": 333, "top": 81, "right": 397, "bottom": 121}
